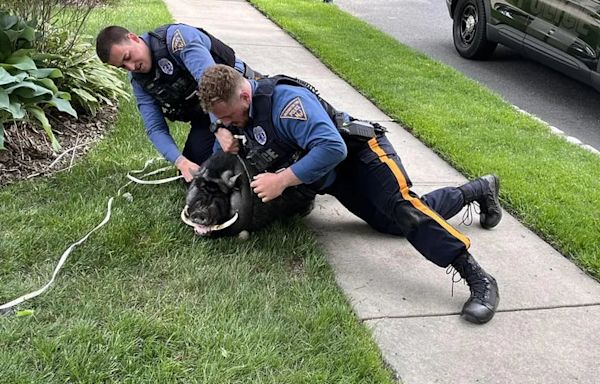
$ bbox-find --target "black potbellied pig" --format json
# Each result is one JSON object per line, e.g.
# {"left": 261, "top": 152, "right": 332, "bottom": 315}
{"left": 182, "top": 152, "right": 315, "bottom": 237}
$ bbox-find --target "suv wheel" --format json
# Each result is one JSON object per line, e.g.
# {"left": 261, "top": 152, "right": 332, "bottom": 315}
{"left": 452, "top": 0, "right": 497, "bottom": 59}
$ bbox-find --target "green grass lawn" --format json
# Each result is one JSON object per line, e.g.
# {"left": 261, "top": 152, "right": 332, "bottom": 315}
{"left": 249, "top": 0, "right": 600, "bottom": 277}
{"left": 3, "top": 0, "right": 600, "bottom": 381}
{"left": 0, "top": 1, "right": 395, "bottom": 382}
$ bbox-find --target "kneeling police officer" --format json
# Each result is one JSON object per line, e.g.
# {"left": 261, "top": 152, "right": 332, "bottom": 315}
{"left": 96, "top": 24, "right": 260, "bottom": 182}
{"left": 198, "top": 64, "right": 502, "bottom": 324}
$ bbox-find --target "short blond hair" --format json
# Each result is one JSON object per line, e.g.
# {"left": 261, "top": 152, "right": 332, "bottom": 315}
{"left": 198, "top": 64, "right": 244, "bottom": 112}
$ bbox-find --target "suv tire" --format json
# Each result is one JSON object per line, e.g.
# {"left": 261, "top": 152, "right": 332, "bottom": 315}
{"left": 452, "top": 0, "right": 497, "bottom": 59}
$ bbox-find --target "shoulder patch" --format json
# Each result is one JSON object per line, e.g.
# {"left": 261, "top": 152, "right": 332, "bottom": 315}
{"left": 171, "top": 29, "right": 186, "bottom": 53}
{"left": 280, "top": 97, "right": 307, "bottom": 120}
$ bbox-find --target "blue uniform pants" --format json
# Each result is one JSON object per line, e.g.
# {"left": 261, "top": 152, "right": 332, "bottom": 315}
{"left": 182, "top": 113, "right": 216, "bottom": 166}
{"left": 325, "top": 134, "right": 470, "bottom": 267}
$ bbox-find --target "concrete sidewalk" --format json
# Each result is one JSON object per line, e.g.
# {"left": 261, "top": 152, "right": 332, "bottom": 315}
{"left": 165, "top": 1, "right": 600, "bottom": 382}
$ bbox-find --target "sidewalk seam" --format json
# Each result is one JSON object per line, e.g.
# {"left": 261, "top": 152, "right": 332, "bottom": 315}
{"left": 360, "top": 302, "right": 600, "bottom": 322}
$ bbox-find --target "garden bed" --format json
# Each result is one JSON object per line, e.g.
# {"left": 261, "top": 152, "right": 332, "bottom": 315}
{"left": 0, "top": 105, "right": 117, "bottom": 187}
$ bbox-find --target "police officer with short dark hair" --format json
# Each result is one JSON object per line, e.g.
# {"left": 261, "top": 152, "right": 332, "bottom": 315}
{"left": 198, "top": 64, "right": 502, "bottom": 324}
{"left": 96, "top": 24, "right": 259, "bottom": 181}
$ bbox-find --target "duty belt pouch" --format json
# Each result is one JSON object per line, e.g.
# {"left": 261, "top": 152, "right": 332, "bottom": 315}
{"left": 339, "top": 120, "right": 386, "bottom": 153}
{"left": 164, "top": 103, "right": 206, "bottom": 122}
{"left": 242, "top": 63, "right": 264, "bottom": 80}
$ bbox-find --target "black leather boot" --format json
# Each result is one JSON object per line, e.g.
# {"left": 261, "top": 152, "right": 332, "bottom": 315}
{"left": 451, "top": 252, "right": 499, "bottom": 324}
{"left": 459, "top": 174, "right": 502, "bottom": 229}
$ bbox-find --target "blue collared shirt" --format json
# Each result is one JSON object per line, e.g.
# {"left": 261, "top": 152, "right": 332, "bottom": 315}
{"left": 131, "top": 24, "right": 246, "bottom": 163}
{"left": 248, "top": 80, "right": 348, "bottom": 188}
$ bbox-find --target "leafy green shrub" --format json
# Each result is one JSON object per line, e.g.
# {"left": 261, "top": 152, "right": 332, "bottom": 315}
{"left": 0, "top": 0, "right": 97, "bottom": 54}
{"left": 61, "top": 42, "right": 130, "bottom": 116}
{"left": 0, "top": 12, "right": 77, "bottom": 151}
{"left": 41, "top": 34, "right": 130, "bottom": 117}
{"left": 0, "top": 9, "right": 130, "bottom": 152}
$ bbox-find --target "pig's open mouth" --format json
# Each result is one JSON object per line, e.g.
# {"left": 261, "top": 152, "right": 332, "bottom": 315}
{"left": 180, "top": 205, "right": 239, "bottom": 236}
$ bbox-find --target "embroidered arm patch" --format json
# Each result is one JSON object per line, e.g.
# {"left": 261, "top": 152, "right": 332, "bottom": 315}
{"left": 280, "top": 97, "right": 307, "bottom": 120}
{"left": 171, "top": 29, "right": 187, "bottom": 52}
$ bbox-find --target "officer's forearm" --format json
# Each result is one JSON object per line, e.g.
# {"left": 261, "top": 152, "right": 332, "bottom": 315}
{"left": 251, "top": 168, "right": 302, "bottom": 202}
{"left": 288, "top": 144, "right": 346, "bottom": 185}
{"left": 138, "top": 102, "right": 180, "bottom": 163}
{"left": 276, "top": 167, "right": 302, "bottom": 189}
{"left": 175, "top": 155, "right": 200, "bottom": 182}
{"left": 214, "top": 127, "right": 239, "bottom": 153}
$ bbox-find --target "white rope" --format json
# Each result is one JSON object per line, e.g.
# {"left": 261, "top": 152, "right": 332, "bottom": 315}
{"left": 1, "top": 198, "right": 114, "bottom": 311}
{"left": 126, "top": 166, "right": 182, "bottom": 184}
{"left": 0, "top": 158, "right": 178, "bottom": 313}
{"left": 126, "top": 157, "right": 183, "bottom": 185}
{"left": 180, "top": 205, "right": 240, "bottom": 234}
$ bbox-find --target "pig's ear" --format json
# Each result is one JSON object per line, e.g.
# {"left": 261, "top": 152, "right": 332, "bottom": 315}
{"left": 191, "top": 167, "right": 203, "bottom": 179}
{"left": 220, "top": 170, "right": 242, "bottom": 188}
{"left": 186, "top": 183, "right": 199, "bottom": 206}
{"left": 197, "top": 167, "right": 209, "bottom": 179}
{"left": 215, "top": 170, "right": 232, "bottom": 193}
{"left": 227, "top": 173, "right": 242, "bottom": 188}
{"left": 186, "top": 166, "right": 206, "bottom": 204}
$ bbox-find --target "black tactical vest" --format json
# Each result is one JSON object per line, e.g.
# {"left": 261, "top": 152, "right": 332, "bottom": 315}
{"left": 131, "top": 24, "right": 236, "bottom": 122}
{"left": 242, "top": 75, "right": 386, "bottom": 183}
{"left": 242, "top": 75, "right": 344, "bottom": 190}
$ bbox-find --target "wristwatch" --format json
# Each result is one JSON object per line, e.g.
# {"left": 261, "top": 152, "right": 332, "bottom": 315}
{"left": 209, "top": 120, "right": 224, "bottom": 133}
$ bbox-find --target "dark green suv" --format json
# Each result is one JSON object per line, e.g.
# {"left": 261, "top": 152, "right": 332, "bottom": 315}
{"left": 447, "top": 0, "right": 600, "bottom": 90}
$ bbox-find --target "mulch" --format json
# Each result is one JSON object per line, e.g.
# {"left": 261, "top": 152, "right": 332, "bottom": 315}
{"left": 0, "top": 105, "right": 118, "bottom": 187}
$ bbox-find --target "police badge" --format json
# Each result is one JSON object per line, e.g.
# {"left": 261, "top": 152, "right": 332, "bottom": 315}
{"left": 158, "top": 58, "right": 174, "bottom": 75}
{"left": 253, "top": 126, "right": 268, "bottom": 145}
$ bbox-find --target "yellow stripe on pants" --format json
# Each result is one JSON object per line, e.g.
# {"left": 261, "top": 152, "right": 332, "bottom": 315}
{"left": 368, "top": 138, "right": 471, "bottom": 249}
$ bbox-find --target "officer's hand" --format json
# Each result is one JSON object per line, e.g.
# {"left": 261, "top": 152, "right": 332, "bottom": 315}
{"left": 215, "top": 128, "right": 239, "bottom": 154}
{"left": 175, "top": 155, "right": 200, "bottom": 183}
{"left": 250, "top": 168, "right": 302, "bottom": 203}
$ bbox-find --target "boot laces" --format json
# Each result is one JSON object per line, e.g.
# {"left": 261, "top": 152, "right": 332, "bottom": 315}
{"left": 445, "top": 265, "right": 465, "bottom": 296}
{"left": 460, "top": 202, "right": 480, "bottom": 226}
{"left": 446, "top": 262, "right": 490, "bottom": 300}
{"left": 465, "top": 270, "right": 490, "bottom": 300}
